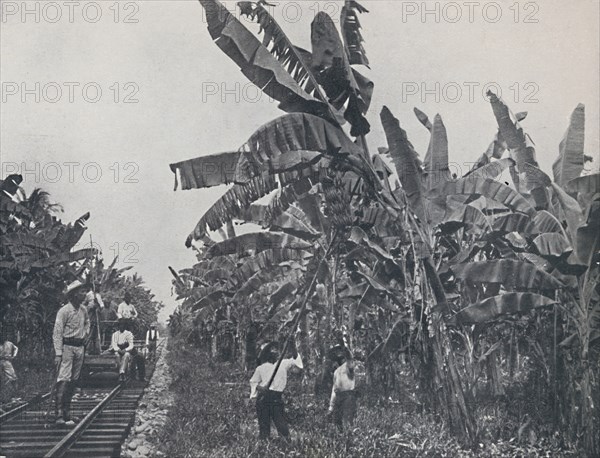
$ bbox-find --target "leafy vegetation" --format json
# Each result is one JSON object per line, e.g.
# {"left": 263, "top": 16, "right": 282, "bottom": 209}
{"left": 161, "top": 337, "right": 579, "bottom": 457}
{"left": 168, "top": 1, "right": 598, "bottom": 455}
{"left": 0, "top": 176, "right": 163, "bottom": 369}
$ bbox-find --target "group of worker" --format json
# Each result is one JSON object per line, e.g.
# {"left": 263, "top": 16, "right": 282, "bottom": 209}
{"left": 0, "top": 279, "right": 161, "bottom": 427}
{"left": 249, "top": 341, "right": 358, "bottom": 441}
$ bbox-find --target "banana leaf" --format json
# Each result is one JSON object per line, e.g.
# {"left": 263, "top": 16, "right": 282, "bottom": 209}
{"left": 271, "top": 206, "right": 321, "bottom": 240}
{"left": 199, "top": 0, "right": 331, "bottom": 121}
{"left": 464, "top": 158, "right": 514, "bottom": 180}
{"left": 533, "top": 233, "right": 572, "bottom": 258}
{"left": 311, "top": 12, "right": 372, "bottom": 136}
{"left": 207, "top": 232, "right": 313, "bottom": 258}
{"left": 414, "top": 107, "right": 432, "bottom": 131}
{"left": 237, "top": 113, "right": 364, "bottom": 183}
{"left": 170, "top": 151, "right": 240, "bottom": 191}
{"left": 451, "top": 259, "right": 564, "bottom": 291}
{"left": 553, "top": 104, "right": 585, "bottom": 188}
{"left": 186, "top": 173, "right": 278, "bottom": 246}
{"left": 565, "top": 173, "right": 600, "bottom": 195}
{"left": 340, "top": 0, "right": 370, "bottom": 67}
{"left": 380, "top": 106, "right": 426, "bottom": 222}
{"left": 487, "top": 91, "right": 538, "bottom": 168}
{"left": 435, "top": 177, "right": 535, "bottom": 217}
{"left": 551, "top": 183, "right": 584, "bottom": 243}
{"left": 235, "top": 248, "right": 313, "bottom": 284}
{"left": 454, "top": 293, "right": 557, "bottom": 324}
{"left": 440, "top": 200, "right": 490, "bottom": 233}
{"left": 233, "top": 265, "right": 305, "bottom": 301}
{"left": 575, "top": 198, "right": 600, "bottom": 267}
{"left": 423, "top": 114, "right": 450, "bottom": 190}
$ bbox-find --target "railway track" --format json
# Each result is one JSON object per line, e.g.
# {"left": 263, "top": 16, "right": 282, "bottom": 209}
{"left": 0, "top": 351, "right": 162, "bottom": 458}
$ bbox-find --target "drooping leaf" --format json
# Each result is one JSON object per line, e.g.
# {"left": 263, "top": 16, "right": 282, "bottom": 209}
{"left": 464, "top": 158, "right": 514, "bottom": 180}
{"left": 340, "top": 0, "right": 370, "bottom": 67}
{"left": 236, "top": 113, "right": 364, "bottom": 183}
{"left": 565, "top": 173, "right": 600, "bottom": 195}
{"left": 206, "top": 232, "right": 313, "bottom": 258}
{"left": 271, "top": 205, "right": 321, "bottom": 240}
{"left": 170, "top": 151, "right": 241, "bottom": 191}
{"left": 520, "top": 163, "right": 552, "bottom": 191}
{"left": 311, "top": 12, "right": 372, "bottom": 136}
{"left": 553, "top": 104, "right": 585, "bottom": 188}
{"left": 186, "top": 173, "right": 278, "bottom": 246}
{"left": 533, "top": 233, "right": 572, "bottom": 258}
{"left": 454, "top": 293, "right": 557, "bottom": 324}
{"left": 233, "top": 264, "right": 305, "bottom": 301}
{"left": 451, "top": 259, "right": 564, "bottom": 291}
{"left": 435, "top": 177, "right": 535, "bottom": 217}
{"left": 199, "top": 0, "right": 331, "bottom": 120}
{"left": 440, "top": 199, "right": 490, "bottom": 233}
{"left": 349, "top": 226, "right": 395, "bottom": 262}
{"left": 575, "top": 197, "right": 600, "bottom": 267}
{"left": 551, "top": 183, "right": 584, "bottom": 242}
{"left": 235, "top": 248, "right": 313, "bottom": 284}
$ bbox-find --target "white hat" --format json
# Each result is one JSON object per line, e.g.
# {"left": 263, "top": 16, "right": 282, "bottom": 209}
{"left": 65, "top": 280, "right": 86, "bottom": 294}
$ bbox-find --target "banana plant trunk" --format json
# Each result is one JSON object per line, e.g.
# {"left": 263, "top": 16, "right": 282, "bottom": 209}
{"left": 423, "top": 256, "right": 477, "bottom": 444}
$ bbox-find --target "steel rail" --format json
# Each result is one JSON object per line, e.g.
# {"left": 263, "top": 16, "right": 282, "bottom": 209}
{"left": 43, "top": 382, "right": 124, "bottom": 458}
{"left": 0, "top": 392, "right": 52, "bottom": 423}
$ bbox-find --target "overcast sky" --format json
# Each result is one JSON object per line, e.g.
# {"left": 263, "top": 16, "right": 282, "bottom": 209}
{"left": 2, "top": 0, "right": 599, "bottom": 321}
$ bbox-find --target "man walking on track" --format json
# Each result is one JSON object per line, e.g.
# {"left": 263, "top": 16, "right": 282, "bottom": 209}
{"left": 52, "top": 280, "right": 91, "bottom": 427}
{"left": 146, "top": 323, "right": 159, "bottom": 361}
{"left": 249, "top": 342, "right": 303, "bottom": 440}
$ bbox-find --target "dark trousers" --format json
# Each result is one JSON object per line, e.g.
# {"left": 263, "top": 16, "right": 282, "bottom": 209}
{"left": 332, "top": 391, "right": 357, "bottom": 429}
{"left": 131, "top": 349, "right": 145, "bottom": 380}
{"left": 256, "top": 390, "right": 289, "bottom": 439}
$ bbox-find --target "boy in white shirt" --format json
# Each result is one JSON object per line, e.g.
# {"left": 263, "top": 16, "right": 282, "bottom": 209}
{"left": 249, "top": 342, "right": 303, "bottom": 440}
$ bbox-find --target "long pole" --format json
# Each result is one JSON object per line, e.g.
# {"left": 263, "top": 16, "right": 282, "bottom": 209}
{"left": 266, "top": 229, "right": 340, "bottom": 390}
{"left": 89, "top": 235, "right": 102, "bottom": 350}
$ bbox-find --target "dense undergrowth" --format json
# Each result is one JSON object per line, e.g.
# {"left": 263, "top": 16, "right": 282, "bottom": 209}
{"left": 158, "top": 338, "right": 577, "bottom": 457}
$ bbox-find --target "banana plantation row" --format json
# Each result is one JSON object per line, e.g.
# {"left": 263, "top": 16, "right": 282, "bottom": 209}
{"left": 167, "top": 1, "right": 598, "bottom": 455}
{"left": 0, "top": 177, "right": 162, "bottom": 398}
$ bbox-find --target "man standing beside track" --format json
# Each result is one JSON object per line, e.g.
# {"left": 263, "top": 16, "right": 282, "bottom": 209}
{"left": 52, "top": 280, "right": 91, "bottom": 427}
{"left": 145, "top": 323, "right": 159, "bottom": 361}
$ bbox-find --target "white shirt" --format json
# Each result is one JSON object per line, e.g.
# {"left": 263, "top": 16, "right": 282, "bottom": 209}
{"left": 117, "top": 302, "right": 138, "bottom": 319}
{"left": 329, "top": 362, "right": 356, "bottom": 410}
{"left": 146, "top": 329, "right": 160, "bottom": 345}
{"left": 111, "top": 330, "right": 134, "bottom": 352}
{"left": 249, "top": 354, "right": 303, "bottom": 398}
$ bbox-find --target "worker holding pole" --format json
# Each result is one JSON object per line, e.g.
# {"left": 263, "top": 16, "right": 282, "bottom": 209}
{"left": 249, "top": 340, "right": 303, "bottom": 440}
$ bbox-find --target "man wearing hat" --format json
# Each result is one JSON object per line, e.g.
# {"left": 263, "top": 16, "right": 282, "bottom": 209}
{"left": 52, "top": 280, "right": 91, "bottom": 426}
{"left": 145, "top": 323, "right": 159, "bottom": 362}
{"left": 249, "top": 342, "right": 303, "bottom": 440}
